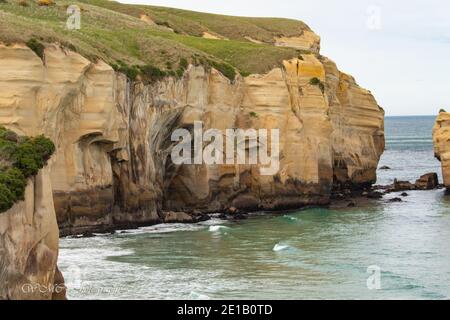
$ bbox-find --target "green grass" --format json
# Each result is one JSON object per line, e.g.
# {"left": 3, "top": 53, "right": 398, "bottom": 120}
{"left": 0, "top": 0, "right": 306, "bottom": 77}
{"left": 0, "top": 126, "right": 55, "bottom": 213}
{"left": 78, "top": 0, "right": 310, "bottom": 42}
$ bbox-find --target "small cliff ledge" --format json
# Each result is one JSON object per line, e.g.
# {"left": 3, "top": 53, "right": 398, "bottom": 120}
{"left": 433, "top": 112, "right": 450, "bottom": 189}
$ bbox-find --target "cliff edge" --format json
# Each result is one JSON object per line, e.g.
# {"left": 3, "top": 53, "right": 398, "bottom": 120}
{"left": 0, "top": 1, "right": 385, "bottom": 235}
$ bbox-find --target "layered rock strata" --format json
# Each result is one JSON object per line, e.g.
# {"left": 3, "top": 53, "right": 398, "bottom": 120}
{"left": 0, "top": 42, "right": 384, "bottom": 234}
{"left": 0, "top": 167, "right": 65, "bottom": 300}
{"left": 433, "top": 112, "right": 450, "bottom": 188}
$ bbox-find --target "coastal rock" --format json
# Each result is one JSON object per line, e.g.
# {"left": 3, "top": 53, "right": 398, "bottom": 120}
{"left": 433, "top": 112, "right": 450, "bottom": 189}
{"left": 0, "top": 42, "right": 384, "bottom": 233}
{"left": 415, "top": 173, "right": 439, "bottom": 190}
{"left": 0, "top": 167, "right": 65, "bottom": 300}
{"left": 163, "top": 212, "right": 194, "bottom": 223}
{"left": 392, "top": 179, "right": 416, "bottom": 192}
{"left": 274, "top": 31, "right": 321, "bottom": 53}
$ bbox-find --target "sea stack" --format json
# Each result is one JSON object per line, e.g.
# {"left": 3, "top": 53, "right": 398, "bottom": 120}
{"left": 433, "top": 111, "right": 450, "bottom": 189}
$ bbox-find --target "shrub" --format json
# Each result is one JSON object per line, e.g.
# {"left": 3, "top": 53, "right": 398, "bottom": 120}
{"left": 0, "top": 126, "right": 55, "bottom": 213}
{"left": 176, "top": 68, "right": 184, "bottom": 78}
{"left": 26, "top": 38, "right": 45, "bottom": 60}
{"left": 0, "top": 184, "right": 14, "bottom": 212}
{"left": 114, "top": 61, "right": 139, "bottom": 80}
{"left": 208, "top": 59, "right": 236, "bottom": 81}
{"left": 12, "top": 135, "right": 55, "bottom": 177}
{"left": 179, "top": 57, "right": 188, "bottom": 70}
{"left": 138, "top": 64, "right": 167, "bottom": 82}
{"left": 309, "top": 77, "right": 321, "bottom": 86}
{"left": 309, "top": 77, "right": 325, "bottom": 94}
{"left": 439, "top": 108, "right": 447, "bottom": 113}
{"left": 249, "top": 112, "right": 258, "bottom": 118}
{"left": 0, "top": 168, "right": 26, "bottom": 200}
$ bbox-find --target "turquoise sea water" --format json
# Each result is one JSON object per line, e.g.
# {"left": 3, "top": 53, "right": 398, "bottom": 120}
{"left": 59, "top": 116, "right": 450, "bottom": 300}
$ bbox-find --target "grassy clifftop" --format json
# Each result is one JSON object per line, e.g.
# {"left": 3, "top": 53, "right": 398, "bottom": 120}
{"left": 0, "top": 0, "right": 308, "bottom": 77}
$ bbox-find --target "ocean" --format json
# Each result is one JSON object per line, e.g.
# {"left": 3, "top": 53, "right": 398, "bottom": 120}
{"left": 58, "top": 116, "right": 450, "bottom": 300}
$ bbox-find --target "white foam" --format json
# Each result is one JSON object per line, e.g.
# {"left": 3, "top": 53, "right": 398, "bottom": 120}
{"left": 273, "top": 243, "right": 291, "bottom": 252}
{"left": 283, "top": 215, "right": 298, "bottom": 221}
{"left": 189, "top": 291, "right": 211, "bottom": 300}
{"left": 209, "top": 225, "right": 229, "bottom": 232}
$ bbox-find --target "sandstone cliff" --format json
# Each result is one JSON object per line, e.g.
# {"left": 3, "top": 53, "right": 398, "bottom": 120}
{"left": 433, "top": 112, "right": 450, "bottom": 188}
{"left": 0, "top": 167, "right": 65, "bottom": 300}
{"left": 0, "top": 42, "right": 384, "bottom": 234}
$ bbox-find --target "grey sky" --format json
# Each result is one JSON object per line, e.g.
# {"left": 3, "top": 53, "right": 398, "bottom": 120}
{"left": 120, "top": 0, "right": 449, "bottom": 116}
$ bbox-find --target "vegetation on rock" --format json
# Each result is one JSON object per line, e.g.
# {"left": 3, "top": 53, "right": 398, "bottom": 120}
{"left": 26, "top": 38, "right": 45, "bottom": 60}
{"left": 0, "top": 126, "right": 55, "bottom": 213}
{"left": 309, "top": 77, "right": 325, "bottom": 93}
{"left": 0, "top": 0, "right": 307, "bottom": 78}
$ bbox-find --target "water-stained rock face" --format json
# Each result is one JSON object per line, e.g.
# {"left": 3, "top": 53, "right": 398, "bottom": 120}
{"left": 0, "top": 42, "right": 384, "bottom": 234}
{"left": 433, "top": 112, "right": 450, "bottom": 188}
{"left": 0, "top": 167, "right": 65, "bottom": 300}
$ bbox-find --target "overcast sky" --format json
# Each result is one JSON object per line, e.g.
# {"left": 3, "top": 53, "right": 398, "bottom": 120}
{"left": 120, "top": 0, "right": 449, "bottom": 116}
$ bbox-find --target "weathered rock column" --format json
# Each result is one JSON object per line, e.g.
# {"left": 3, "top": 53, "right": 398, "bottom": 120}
{"left": 433, "top": 112, "right": 450, "bottom": 189}
{"left": 0, "top": 167, "right": 65, "bottom": 300}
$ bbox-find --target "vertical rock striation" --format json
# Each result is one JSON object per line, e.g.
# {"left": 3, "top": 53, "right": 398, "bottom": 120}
{"left": 0, "top": 167, "right": 65, "bottom": 300}
{"left": 433, "top": 112, "right": 450, "bottom": 188}
{"left": 0, "top": 39, "right": 384, "bottom": 234}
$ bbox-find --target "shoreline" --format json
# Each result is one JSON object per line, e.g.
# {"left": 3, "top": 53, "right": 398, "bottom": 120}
{"left": 61, "top": 183, "right": 448, "bottom": 239}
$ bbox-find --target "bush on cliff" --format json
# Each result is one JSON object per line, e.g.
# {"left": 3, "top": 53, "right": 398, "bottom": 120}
{"left": 309, "top": 77, "right": 325, "bottom": 94}
{"left": 0, "top": 126, "right": 55, "bottom": 213}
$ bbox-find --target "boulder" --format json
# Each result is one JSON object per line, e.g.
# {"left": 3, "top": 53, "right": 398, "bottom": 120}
{"left": 392, "top": 179, "right": 416, "bottom": 192}
{"left": 415, "top": 173, "right": 439, "bottom": 190}
{"left": 163, "top": 211, "right": 194, "bottom": 223}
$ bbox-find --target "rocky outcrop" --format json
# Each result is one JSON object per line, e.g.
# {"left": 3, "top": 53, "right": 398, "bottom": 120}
{"left": 274, "top": 31, "right": 321, "bottom": 53}
{"left": 0, "top": 41, "right": 384, "bottom": 234}
{"left": 433, "top": 112, "right": 450, "bottom": 189}
{"left": 0, "top": 167, "right": 65, "bottom": 300}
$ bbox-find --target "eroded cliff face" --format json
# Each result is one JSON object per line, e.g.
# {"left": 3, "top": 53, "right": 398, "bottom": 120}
{"left": 0, "top": 167, "right": 65, "bottom": 300}
{"left": 433, "top": 112, "right": 450, "bottom": 188}
{"left": 0, "top": 42, "right": 384, "bottom": 234}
